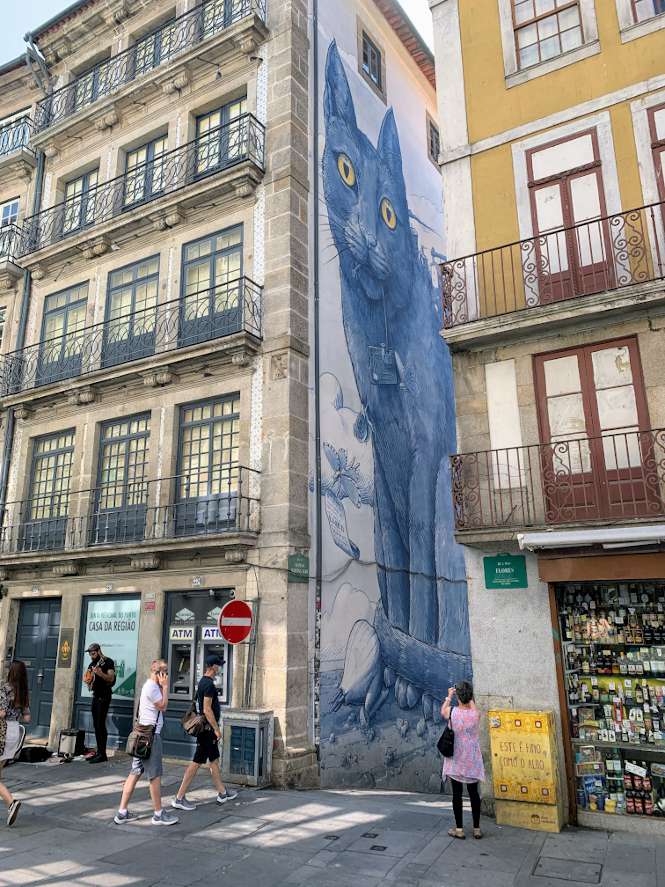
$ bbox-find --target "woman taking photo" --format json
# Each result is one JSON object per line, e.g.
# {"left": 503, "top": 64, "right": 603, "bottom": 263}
{"left": 0, "top": 661, "right": 31, "bottom": 827}
{"left": 441, "top": 680, "right": 484, "bottom": 839}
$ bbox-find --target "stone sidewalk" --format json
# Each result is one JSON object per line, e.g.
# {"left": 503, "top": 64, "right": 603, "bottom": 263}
{"left": 0, "top": 757, "right": 663, "bottom": 886}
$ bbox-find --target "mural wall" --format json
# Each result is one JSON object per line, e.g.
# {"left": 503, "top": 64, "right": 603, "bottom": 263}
{"left": 314, "top": 1, "right": 472, "bottom": 791}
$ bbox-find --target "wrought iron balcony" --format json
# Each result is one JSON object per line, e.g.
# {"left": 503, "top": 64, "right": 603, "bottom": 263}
{"left": 0, "top": 224, "right": 20, "bottom": 263}
{"left": 33, "top": 0, "right": 267, "bottom": 133}
{"left": 451, "top": 427, "right": 665, "bottom": 532}
{"left": 1, "top": 468, "right": 260, "bottom": 555}
{"left": 442, "top": 200, "right": 665, "bottom": 329}
{"left": 0, "top": 277, "right": 262, "bottom": 397}
{"left": 15, "top": 114, "right": 264, "bottom": 258}
{"left": 0, "top": 116, "right": 33, "bottom": 158}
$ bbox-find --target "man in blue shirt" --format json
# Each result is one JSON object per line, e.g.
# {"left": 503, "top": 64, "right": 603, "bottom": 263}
{"left": 172, "top": 654, "right": 238, "bottom": 810}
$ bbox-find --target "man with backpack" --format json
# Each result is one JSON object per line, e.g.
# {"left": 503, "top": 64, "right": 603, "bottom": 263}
{"left": 172, "top": 654, "right": 237, "bottom": 811}
{"left": 84, "top": 644, "right": 115, "bottom": 764}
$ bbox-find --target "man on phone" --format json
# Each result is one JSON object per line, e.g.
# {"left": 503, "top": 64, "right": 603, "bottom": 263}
{"left": 84, "top": 644, "right": 115, "bottom": 764}
{"left": 114, "top": 660, "right": 178, "bottom": 826}
{"left": 171, "top": 654, "right": 237, "bottom": 811}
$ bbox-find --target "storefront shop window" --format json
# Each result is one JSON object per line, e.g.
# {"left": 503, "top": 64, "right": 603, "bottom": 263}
{"left": 557, "top": 582, "right": 665, "bottom": 819}
{"left": 79, "top": 596, "right": 140, "bottom": 700}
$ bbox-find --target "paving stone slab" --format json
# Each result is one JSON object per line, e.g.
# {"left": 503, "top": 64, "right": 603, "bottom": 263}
{"left": 307, "top": 848, "right": 399, "bottom": 878}
{"left": 533, "top": 856, "right": 602, "bottom": 884}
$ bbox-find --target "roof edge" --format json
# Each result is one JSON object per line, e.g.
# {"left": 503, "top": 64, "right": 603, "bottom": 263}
{"left": 29, "top": 0, "right": 95, "bottom": 43}
{"left": 372, "top": 0, "right": 436, "bottom": 89}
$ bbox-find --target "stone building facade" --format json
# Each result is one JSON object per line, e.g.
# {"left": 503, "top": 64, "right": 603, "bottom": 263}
{"left": 0, "top": 0, "right": 445, "bottom": 791}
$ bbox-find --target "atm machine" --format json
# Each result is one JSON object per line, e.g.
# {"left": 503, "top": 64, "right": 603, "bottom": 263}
{"left": 197, "top": 625, "right": 231, "bottom": 705}
{"left": 167, "top": 626, "right": 196, "bottom": 699}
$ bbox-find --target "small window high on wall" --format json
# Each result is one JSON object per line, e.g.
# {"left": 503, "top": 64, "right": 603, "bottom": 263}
{"left": 357, "top": 20, "right": 386, "bottom": 101}
{"left": 512, "top": 0, "right": 584, "bottom": 69}
{"left": 648, "top": 104, "right": 665, "bottom": 202}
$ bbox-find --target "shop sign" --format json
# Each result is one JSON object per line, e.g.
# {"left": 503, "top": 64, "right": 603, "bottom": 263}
{"left": 489, "top": 710, "right": 558, "bottom": 805}
{"left": 207, "top": 606, "right": 222, "bottom": 623}
{"left": 288, "top": 553, "right": 309, "bottom": 583}
{"left": 169, "top": 626, "right": 194, "bottom": 641}
{"left": 175, "top": 607, "right": 195, "bottom": 622}
{"left": 484, "top": 554, "right": 527, "bottom": 589}
{"left": 57, "top": 628, "right": 74, "bottom": 668}
{"left": 143, "top": 592, "right": 156, "bottom": 614}
{"left": 80, "top": 598, "right": 140, "bottom": 700}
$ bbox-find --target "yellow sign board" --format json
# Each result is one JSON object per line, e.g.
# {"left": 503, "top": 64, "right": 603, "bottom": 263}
{"left": 488, "top": 710, "right": 558, "bottom": 806}
{"left": 495, "top": 800, "right": 563, "bottom": 833}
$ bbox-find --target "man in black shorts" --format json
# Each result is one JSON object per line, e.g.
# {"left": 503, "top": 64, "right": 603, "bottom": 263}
{"left": 172, "top": 655, "right": 237, "bottom": 811}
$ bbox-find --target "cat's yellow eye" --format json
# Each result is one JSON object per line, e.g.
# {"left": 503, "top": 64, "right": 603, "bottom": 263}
{"left": 381, "top": 197, "right": 397, "bottom": 230}
{"left": 337, "top": 153, "right": 356, "bottom": 187}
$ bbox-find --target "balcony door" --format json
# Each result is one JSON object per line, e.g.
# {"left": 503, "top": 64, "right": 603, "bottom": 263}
{"left": 20, "top": 430, "right": 75, "bottom": 552}
{"left": 102, "top": 257, "right": 159, "bottom": 368}
{"left": 37, "top": 283, "right": 88, "bottom": 386}
{"left": 0, "top": 198, "right": 18, "bottom": 259}
{"left": 528, "top": 131, "right": 614, "bottom": 304}
{"left": 534, "top": 339, "right": 657, "bottom": 522}
{"left": 91, "top": 415, "right": 150, "bottom": 546}
{"left": 195, "top": 98, "right": 247, "bottom": 177}
{"left": 63, "top": 169, "right": 99, "bottom": 236}
{"left": 202, "top": 0, "right": 250, "bottom": 37}
{"left": 174, "top": 395, "right": 240, "bottom": 537}
{"left": 179, "top": 227, "right": 243, "bottom": 346}
{"left": 124, "top": 135, "right": 168, "bottom": 208}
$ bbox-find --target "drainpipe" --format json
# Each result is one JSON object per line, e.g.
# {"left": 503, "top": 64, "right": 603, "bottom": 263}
{"left": 0, "top": 39, "right": 49, "bottom": 515}
{"left": 312, "top": 0, "right": 323, "bottom": 759}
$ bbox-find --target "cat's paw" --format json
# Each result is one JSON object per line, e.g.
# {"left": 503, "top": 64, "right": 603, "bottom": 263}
{"left": 394, "top": 677, "right": 422, "bottom": 710}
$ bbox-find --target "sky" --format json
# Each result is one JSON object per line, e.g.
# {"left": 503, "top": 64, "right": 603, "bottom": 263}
{"left": 0, "top": 0, "right": 434, "bottom": 66}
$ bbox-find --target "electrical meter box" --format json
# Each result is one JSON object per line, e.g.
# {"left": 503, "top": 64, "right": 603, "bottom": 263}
{"left": 220, "top": 709, "right": 273, "bottom": 788}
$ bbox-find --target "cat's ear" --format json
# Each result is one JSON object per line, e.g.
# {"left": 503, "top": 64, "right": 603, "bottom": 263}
{"left": 324, "top": 40, "right": 357, "bottom": 131}
{"left": 378, "top": 108, "right": 403, "bottom": 179}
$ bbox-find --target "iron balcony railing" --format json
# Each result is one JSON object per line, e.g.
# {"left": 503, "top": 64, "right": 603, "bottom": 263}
{"left": 442, "top": 200, "right": 665, "bottom": 328}
{"left": 0, "top": 277, "right": 262, "bottom": 396}
{"left": 0, "top": 116, "right": 33, "bottom": 158}
{"left": 451, "top": 427, "right": 665, "bottom": 531}
{"left": 33, "top": 0, "right": 267, "bottom": 132}
{"left": 16, "top": 113, "right": 265, "bottom": 258}
{"left": 1, "top": 467, "right": 260, "bottom": 555}
{"left": 0, "top": 224, "right": 20, "bottom": 263}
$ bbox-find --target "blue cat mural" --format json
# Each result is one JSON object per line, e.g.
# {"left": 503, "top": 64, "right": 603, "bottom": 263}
{"left": 321, "top": 40, "right": 472, "bottom": 732}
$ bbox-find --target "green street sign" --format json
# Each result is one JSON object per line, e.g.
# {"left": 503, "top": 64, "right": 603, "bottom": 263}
{"left": 484, "top": 554, "right": 528, "bottom": 589}
{"left": 288, "top": 553, "right": 310, "bottom": 583}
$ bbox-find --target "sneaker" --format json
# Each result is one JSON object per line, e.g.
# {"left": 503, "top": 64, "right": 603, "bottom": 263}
{"left": 217, "top": 789, "right": 238, "bottom": 804}
{"left": 113, "top": 810, "right": 138, "bottom": 825}
{"left": 171, "top": 796, "right": 196, "bottom": 811}
{"left": 7, "top": 800, "right": 20, "bottom": 827}
{"left": 88, "top": 753, "right": 108, "bottom": 764}
{"left": 152, "top": 810, "right": 179, "bottom": 826}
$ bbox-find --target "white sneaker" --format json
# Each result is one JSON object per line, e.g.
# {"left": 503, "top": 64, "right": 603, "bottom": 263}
{"left": 152, "top": 810, "right": 179, "bottom": 826}
{"left": 217, "top": 789, "right": 238, "bottom": 804}
{"left": 172, "top": 796, "right": 196, "bottom": 811}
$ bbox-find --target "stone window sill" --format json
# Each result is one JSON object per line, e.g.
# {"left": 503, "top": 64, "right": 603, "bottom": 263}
{"left": 506, "top": 41, "right": 601, "bottom": 89}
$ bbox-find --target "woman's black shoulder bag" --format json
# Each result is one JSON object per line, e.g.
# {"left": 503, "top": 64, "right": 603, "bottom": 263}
{"left": 437, "top": 710, "right": 455, "bottom": 757}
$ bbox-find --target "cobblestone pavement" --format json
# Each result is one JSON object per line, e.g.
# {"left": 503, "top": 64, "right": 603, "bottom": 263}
{"left": 0, "top": 758, "right": 662, "bottom": 886}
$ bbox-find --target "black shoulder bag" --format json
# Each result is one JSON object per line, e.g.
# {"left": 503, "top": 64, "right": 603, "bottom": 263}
{"left": 437, "top": 708, "right": 455, "bottom": 757}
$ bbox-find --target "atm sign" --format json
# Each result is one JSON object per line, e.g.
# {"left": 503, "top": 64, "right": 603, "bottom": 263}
{"left": 169, "top": 626, "right": 194, "bottom": 641}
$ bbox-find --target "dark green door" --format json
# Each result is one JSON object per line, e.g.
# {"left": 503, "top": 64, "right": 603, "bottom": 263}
{"left": 15, "top": 598, "right": 61, "bottom": 739}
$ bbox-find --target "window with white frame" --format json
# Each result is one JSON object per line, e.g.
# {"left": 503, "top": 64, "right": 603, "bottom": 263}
{"left": 512, "top": 0, "right": 584, "bottom": 69}
{"left": 631, "top": 0, "right": 665, "bottom": 22}
{"left": 0, "top": 198, "right": 18, "bottom": 227}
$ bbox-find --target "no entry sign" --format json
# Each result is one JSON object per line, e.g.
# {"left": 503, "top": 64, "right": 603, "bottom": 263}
{"left": 218, "top": 599, "right": 253, "bottom": 645}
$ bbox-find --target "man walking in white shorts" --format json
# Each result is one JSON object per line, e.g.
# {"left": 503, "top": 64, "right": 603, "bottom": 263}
{"left": 114, "top": 659, "right": 178, "bottom": 826}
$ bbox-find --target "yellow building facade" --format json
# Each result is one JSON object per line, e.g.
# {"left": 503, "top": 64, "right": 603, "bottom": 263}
{"left": 430, "top": 0, "right": 665, "bottom": 833}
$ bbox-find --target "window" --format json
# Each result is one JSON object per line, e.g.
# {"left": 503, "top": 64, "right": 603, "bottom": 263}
{"left": 527, "top": 130, "right": 611, "bottom": 303}
{"left": 632, "top": 0, "right": 665, "bottom": 22}
{"left": 180, "top": 227, "right": 243, "bottom": 346}
{"left": 37, "top": 283, "right": 88, "bottom": 385}
{"left": 91, "top": 414, "right": 150, "bottom": 545}
{"left": 175, "top": 395, "right": 240, "bottom": 536}
{"left": 124, "top": 135, "right": 168, "bottom": 207}
{"left": 72, "top": 57, "right": 112, "bottom": 113}
{"left": 0, "top": 307, "right": 5, "bottom": 350}
{"left": 362, "top": 32, "right": 382, "bottom": 89}
{"left": 0, "top": 198, "right": 19, "bottom": 227}
{"left": 512, "top": 0, "right": 583, "bottom": 69}
{"left": 427, "top": 116, "right": 441, "bottom": 165}
{"left": 0, "top": 199, "right": 18, "bottom": 259}
{"left": 63, "top": 169, "right": 99, "bottom": 234}
{"left": 21, "top": 430, "right": 75, "bottom": 551}
{"left": 203, "top": 0, "right": 248, "bottom": 35}
{"left": 648, "top": 104, "right": 665, "bottom": 203}
{"left": 103, "top": 256, "right": 159, "bottom": 368}
{"left": 195, "top": 97, "right": 247, "bottom": 175}
{"left": 534, "top": 339, "right": 654, "bottom": 521}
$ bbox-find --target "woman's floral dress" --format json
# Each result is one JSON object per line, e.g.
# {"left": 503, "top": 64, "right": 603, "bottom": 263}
{"left": 0, "top": 684, "right": 26, "bottom": 759}
{"left": 442, "top": 706, "right": 485, "bottom": 784}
